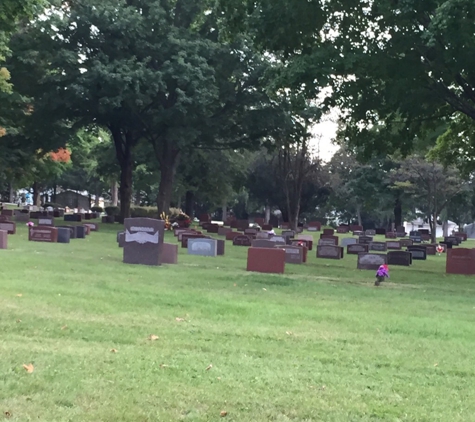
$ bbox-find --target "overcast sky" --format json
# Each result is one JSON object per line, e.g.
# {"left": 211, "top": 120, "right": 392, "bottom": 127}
{"left": 310, "top": 112, "right": 339, "bottom": 162}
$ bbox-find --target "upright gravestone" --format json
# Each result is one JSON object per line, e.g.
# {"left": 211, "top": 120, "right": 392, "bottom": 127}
{"left": 246, "top": 247, "right": 285, "bottom": 274}
{"left": 84, "top": 223, "right": 99, "bottom": 232}
{"left": 233, "top": 235, "right": 252, "bottom": 247}
{"left": 216, "top": 239, "right": 225, "bottom": 256}
{"left": 320, "top": 235, "right": 339, "bottom": 245}
{"left": 369, "top": 242, "right": 387, "bottom": 252}
{"left": 446, "top": 248, "right": 475, "bottom": 275}
{"left": 256, "top": 232, "right": 270, "bottom": 240}
{"left": 206, "top": 224, "right": 220, "bottom": 234}
{"left": 58, "top": 226, "right": 77, "bottom": 239}
{"left": 409, "top": 231, "right": 422, "bottom": 243}
{"left": 337, "top": 226, "right": 349, "bottom": 233}
{"left": 386, "top": 241, "right": 402, "bottom": 250}
{"left": 296, "top": 235, "right": 314, "bottom": 250}
{"left": 123, "top": 218, "right": 165, "bottom": 266}
{"left": 117, "top": 232, "right": 125, "bottom": 247}
{"left": 252, "top": 239, "right": 285, "bottom": 248}
{"left": 261, "top": 224, "right": 273, "bottom": 231}
{"left": 407, "top": 246, "right": 427, "bottom": 260}
{"left": 365, "top": 229, "right": 376, "bottom": 236}
{"left": 375, "top": 228, "right": 386, "bottom": 235}
{"left": 308, "top": 221, "right": 321, "bottom": 231}
{"left": 0, "top": 209, "right": 13, "bottom": 216}
{"left": 347, "top": 244, "right": 369, "bottom": 255}
{"left": 387, "top": 251, "right": 412, "bottom": 266}
{"left": 358, "top": 236, "right": 373, "bottom": 245}
{"left": 218, "top": 227, "right": 232, "bottom": 236}
{"left": 399, "top": 239, "right": 413, "bottom": 248}
{"left": 269, "top": 236, "right": 287, "bottom": 244}
{"left": 225, "top": 231, "right": 241, "bottom": 241}
{"left": 29, "top": 226, "right": 58, "bottom": 242}
{"left": 188, "top": 238, "right": 218, "bottom": 257}
{"left": 57, "top": 227, "right": 71, "bottom": 244}
{"left": 76, "top": 226, "right": 86, "bottom": 239}
{"left": 341, "top": 238, "right": 357, "bottom": 247}
{"left": 0, "top": 221, "right": 16, "bottom": 234}
{"left": 244, "top": 228, "right": 258, "bottom": 237}
{"left": 38, "top": 217, "right": 54, "bottom": 226}
{"left": 323, "top": 228, "right": 335, "bottom": 236}
{"left": 385, "top": 232, "right": 397, "bottom": 239}
{"left": 319, "top": 238, "right": 338, "bottom": 246}
{"left": 0, "top": 215, "right": 11, "bottom": 222}
{"left": 14, "top": 210, "right": 30, "bottom": 222}
{"left": 316, "top": 245, "right": 344, "bottom": 260}
{"left": 0, "top": 230, "right": 7, "bottom": 249}
{"left": 357, "top": 253, "right": 387, "bottom": 270}
{"left": 275, "top": 245, "right": 305, "bottom": 264}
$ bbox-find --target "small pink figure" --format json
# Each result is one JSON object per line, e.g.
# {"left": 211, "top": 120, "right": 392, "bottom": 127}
{"left": 375, "top": 264, "right": 390, "bottom": 286}
{"left": 436, "top": 244, "right": 444, "bottom": 255}
{"left": 26, "top": 222, "right": 34, "bottom": 227}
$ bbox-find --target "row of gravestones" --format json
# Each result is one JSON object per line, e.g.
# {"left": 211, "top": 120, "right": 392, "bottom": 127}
{"left": 118, "top": 217, "right": 475, "bottom": 276}
{"left": 0, "top": 209, "right": 101, "bottom": 222}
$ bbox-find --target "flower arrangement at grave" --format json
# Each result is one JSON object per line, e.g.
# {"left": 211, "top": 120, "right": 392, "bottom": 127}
{"left": 375, "top": 264, "right": 389, "bottom": 286}
{"left": 436, "top": 244, "right": 444, "bottom": 255}
{"left": 160, "top": 212, "right": 172, "bottom": 231}
{"left": 26, "top": 222, "right": 34, "bottom": 227}
{"left": 169, "top": 208, "right": 191, "bottom": 228}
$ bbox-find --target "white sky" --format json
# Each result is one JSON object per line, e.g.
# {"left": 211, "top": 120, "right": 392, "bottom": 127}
{"left": 310, "top": 112, "right": 339, "bottom": 162}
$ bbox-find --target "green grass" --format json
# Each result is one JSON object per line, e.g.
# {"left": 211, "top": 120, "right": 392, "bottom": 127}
{"left": 1, "top": 223, "right": 475, "bottom": 421}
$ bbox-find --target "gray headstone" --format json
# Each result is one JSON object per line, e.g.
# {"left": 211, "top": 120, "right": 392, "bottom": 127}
{"left": 188, "top": 238, "right": 217, "bottom": 257}
{"left": 369, "top": 242, "right": 387, "bottom": 252}
{"left": 252, "top": 239, "right": 285, "bottom": 248}
{"left": 357, "top": 253, "right": 387, "bottom": 270}
{"left": 123, "top": 218, "right": 165, "bottom": 266}
{"left": 76, "top": 226, "right": 86, "bottom": 239}
{"left": 57, "top": 227, "right": 71, "bottom": 244}
{"left": 341, "top": 238, "right": 357, "bottom": 247}
{"left": 38, "top": 217, "right": 54, "bottom": 226}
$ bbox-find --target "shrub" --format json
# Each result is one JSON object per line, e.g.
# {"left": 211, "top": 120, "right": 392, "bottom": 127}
{"left": 105, "top": 206, "right": 120, "bottom": 216}
{"left": 130, "top": 206, "right": 159, "bottom": 219}
{"left": 91, "top": 206, "right": 104, "bottom": 213}
{"left": 42, "top": 202, "right": 64, "bottom": 209}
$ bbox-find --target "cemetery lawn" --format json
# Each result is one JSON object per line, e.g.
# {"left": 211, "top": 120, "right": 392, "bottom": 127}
{"left": 2, "top": 225, "right": 475, "bottom": 422}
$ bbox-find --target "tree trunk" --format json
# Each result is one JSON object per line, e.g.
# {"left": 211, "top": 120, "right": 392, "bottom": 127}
{"left": 394, "top": 197, "right": 402, "bottom": 228}
{"left": 32, "top": 182, "right": 40, "bottom": 207}
{"left": 94, "top": 190, "right": 100, "bottom": 206}
{"left": 265, "top": 205, "right": 271, "bottom": 224}
{"left": 154, "top": 140, "right": 180, "bottom": 216}
{"left": 185, "top": 190, "right": 194, "bottom": 218}
{"left": 53, "top": 184, "right": 57, "bottom": 203}
{"left": 135, "top": 191, "right": 141, "bottom": 206}
{"left": 111, "top": 181, "right": 119, "bottom": 206}
{"left": 443, "top": 220, "right": 449, "bottom": 238}
{"left": 8, "top": 182, "right": 14, "bottom": 203}
{"left": 110, "top": 126, "right": 136, "bottom": 220}
{"left": 222, "top": 203, "right": 227, "bottom": 222}
{"left": 356, "top": 204, "right": 362, "bottom": 227}
{"left": 430, "top": 213, "right": 437, "bottom": 243}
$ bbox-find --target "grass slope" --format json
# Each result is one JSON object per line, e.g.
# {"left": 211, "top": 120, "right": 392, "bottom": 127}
{"left": 1, "top": 223, "right": 475, "bottom": 421}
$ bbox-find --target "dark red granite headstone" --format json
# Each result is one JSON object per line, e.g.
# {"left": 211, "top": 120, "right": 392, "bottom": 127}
{"left": 246, "top": 247, "right": 285, "bottom": 274}
{"left": 446, "top": 248, "right": 475, "bottom": 275}
{"left": 225, "top": 231, "right": 241, "bottom": 241}
{"left": 0, "top": 221, "right": 16, "bottom": 234}
{"left": 316, "top": 245, "right": 344, "bottom": 259}
{"left": 161, "top": 243, "right": 178, "bottom": 264}
{"left": 0, "top": 230, "right": 7, "bottom": 249}
{"left": 233, "top": 235, "right": 252, "bottom": 247}
{"left": 29, "top": 226, "right": 58, "bottom": 242}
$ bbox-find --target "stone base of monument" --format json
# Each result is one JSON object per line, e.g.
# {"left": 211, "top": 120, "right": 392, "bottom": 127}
{"left": 161, "top": 243, "right": 178, "bottom": 264}
{"left": 246, "top": 247, "right": 285, "bottom": 274}
{"left": 0, "top": 230, "right": 7, "bottom": 249}
{"left": 57, "top": 227, "right": 71, "bottom": 243}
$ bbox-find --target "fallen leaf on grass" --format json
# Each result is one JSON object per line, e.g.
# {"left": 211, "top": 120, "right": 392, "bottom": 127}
{"left": 4, "top": 411, "right": 11, "bottom": 418}
{"left": 16, "top": 320, "right": 21, "bottom": 323}
{"left": 16, "top": 294, "right": 22, "bottom": 297}
{"left": 220, "top": 410, "right": 228, "bottom": 417}
{"left": 23, "top": 364, "right": 34, "bottom": 373}
{"left": 175, "top": 317, "right": 185, "bottom": 322}
{"left": 110, "top": 349, "right": 118, "bottom": 353}
{"left": 159, "top": 364, "right": 169, "bottom": 368}
{"left": 149, "top": 335, "right": 159, "bottom": 341}
{"left": 233, "top": 283, "right": 237, "bottom": 287}
{"left": 262, "top": 288, "right": 267, "bottom": 291}
{"left": 434, "top": 363, "right": 438, "bottom": 367}
{"left": 61, "top": 325, "right": 68, "bottom": 330}
{"left": 285, "top": 331, "right": 293, "bottom": 336}
{"left": 205, "top": 364, "right": 213, "bottom": 371}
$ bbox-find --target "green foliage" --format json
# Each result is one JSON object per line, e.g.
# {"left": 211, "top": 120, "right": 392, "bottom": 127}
{"left": 90, "top": 206, "right": 103, "bottom": 213}
{"left": 104, "top": 206, "right": 119, "bottom": 216}
{"left": 129, "top": 206, "right": 159, "bottom": 219}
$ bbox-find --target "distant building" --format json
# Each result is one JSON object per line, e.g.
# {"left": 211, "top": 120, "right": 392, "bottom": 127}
{"left": 55, "top": 191, "right": 90, "bottom": 210}
{"left": 404, "top": 218, "right": 457, "bottom": 238}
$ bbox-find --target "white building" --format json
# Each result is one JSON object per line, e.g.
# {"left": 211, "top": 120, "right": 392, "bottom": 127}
{"left": 404, "top": 218, "right": 458, "bottom": 238}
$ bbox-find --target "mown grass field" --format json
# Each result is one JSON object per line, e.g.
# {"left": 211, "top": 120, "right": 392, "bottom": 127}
{"left": 1, "top": 222, "right": 475, "bottom": 421}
